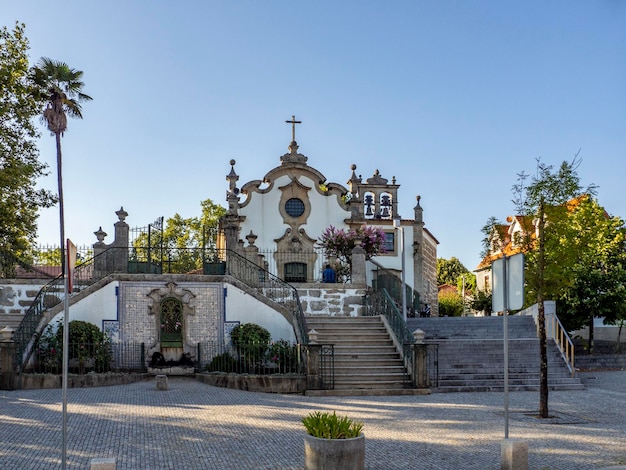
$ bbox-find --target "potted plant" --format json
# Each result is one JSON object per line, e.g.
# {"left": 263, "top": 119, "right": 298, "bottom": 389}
{"left": 302, "top": 411, "right": 365, "bottom": 470}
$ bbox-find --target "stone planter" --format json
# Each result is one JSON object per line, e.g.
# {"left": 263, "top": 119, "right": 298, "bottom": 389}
{"left": 304, "top": 433, "right": 365, "bottom": 470}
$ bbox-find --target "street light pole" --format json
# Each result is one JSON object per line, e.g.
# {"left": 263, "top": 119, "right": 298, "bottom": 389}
{"left": 393, "top": 217, "right": 407, "bottom": 322}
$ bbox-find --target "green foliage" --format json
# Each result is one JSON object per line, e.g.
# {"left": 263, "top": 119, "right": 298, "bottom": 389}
{"left": 437, "top": 290, "right": 464, "bottom": 317}
{"left": 230, "top": 323, "right": 271, "bottom": 346}
{"left": 0, "top": 22, "right": 56, "bottom": 276}
{"left": 35, "top": 320, "right": 62, "bottom": 373}
{"left": 470, "top": 289, "right": 493, "bottom": 316}
{"left": 230, "top": 323, "right": 271, "bottom": 372}
{"left": 268, "top": 339, "right": 299, "bottom": 373}
{"left": 436, "top": 257, "right": 475, "bottom": 296}
{"left": 317, "top": 225, "right": 387, "bottom": 281}
{"left": 36, "top": 319, "right": 111, "bottom": 373}
{"left": 32, "top": 56, "right": 92, "bottom": 135}
{"left": 437, "top": 257, "right": 468, "bottom": 286}
{"left": 302, "top": 411, "right": 364, "bottom": 439}
{"left": 512, "top": 157, "right": 593, "bottom": 307}
{"left": 205, "top": 352, "right": 241, "bottom": 373}
{"left": 480, "top": 216, "right": 504, "bottom": 259}
{"left": 556, "top": 197, "right": 626, "bottom": 334}
{"left": 509, "top": 155, "right": 595, "bottom": 417}
{"left": 130, "top": 198, "right": 226, "bottom": 272}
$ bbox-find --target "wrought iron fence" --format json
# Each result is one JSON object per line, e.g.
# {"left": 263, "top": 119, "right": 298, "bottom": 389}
{"left": 197, "top": 340, "right": 304, "bottom": 375}
{"left": 29, "top": 341, "right": 146, "bottom": 374}
{"left": 319, "top": 344, "right": 335, "bottom": 390}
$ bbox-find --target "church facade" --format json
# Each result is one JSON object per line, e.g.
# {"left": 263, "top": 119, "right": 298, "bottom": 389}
{"left": 220, "top": 117, "right": 439, "bottom": 316}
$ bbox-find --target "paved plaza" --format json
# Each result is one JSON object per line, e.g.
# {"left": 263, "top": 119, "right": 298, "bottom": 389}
{"left": 1, "top": 371, "right": 624, "bottom": 469}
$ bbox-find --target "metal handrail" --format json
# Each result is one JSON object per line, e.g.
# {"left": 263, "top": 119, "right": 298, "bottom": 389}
{"left": 369, "top": 258, "right": 421, "bottom": 316}
{"left": 548, "top": 313, "right": 576, "bottom": 376}
{"left": 14, "top": 251, "right": 101, "bottom": 370}
{"left": 223, "top": 249, "right": 309, "bottom": 345}
{"left": 364, "top": 288, "right": 413, "bottom": 383}
{"left": 518, "top": 302, "right": 576, "bottom": 376}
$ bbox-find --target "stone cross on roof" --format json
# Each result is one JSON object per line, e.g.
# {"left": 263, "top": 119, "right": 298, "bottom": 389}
{"left": 285, "top": 115, "right": 302, "bottom": 143}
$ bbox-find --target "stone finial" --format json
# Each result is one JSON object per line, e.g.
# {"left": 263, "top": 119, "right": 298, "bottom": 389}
{"left": 308, "top": 329, "right": 319, "bottom": 344}
{"left": 366, "top": 169, "right": 388, "bottom": 185}
{"left": 347, "top": 164, "right": 360, "bottom": 195}
{"left": 116, "top": 207, "right": 128, "bottom": 222}
{"left": 246, "top": 230, "right": 258, "bottom": 246}
{"left": 227, "top": 159, "right": 239, "bottom": 193}
{"left": 0, "top": 326, "right": 15, "bottom": 341}
{"left": 413, "top": 328, "right": 425, "bottom": 343}
{"left": 94, "top": 227, "right": 107, "bottom": 243}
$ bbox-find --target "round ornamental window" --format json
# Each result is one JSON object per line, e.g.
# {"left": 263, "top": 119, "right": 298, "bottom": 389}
{"left": 285, "top": 198, "right": 305, "bottom": 217}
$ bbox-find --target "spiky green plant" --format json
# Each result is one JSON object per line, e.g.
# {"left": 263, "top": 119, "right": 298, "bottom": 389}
{"left": 302, "top": 411, "right": 363, "bottom": 439}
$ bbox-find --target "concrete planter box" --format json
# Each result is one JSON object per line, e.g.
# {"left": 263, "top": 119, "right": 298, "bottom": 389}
{"left": 304, "top": 434, "right": 365, "bottom": 470}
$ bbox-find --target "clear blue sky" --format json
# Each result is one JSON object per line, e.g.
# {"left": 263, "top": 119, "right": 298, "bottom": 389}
{"left": 5, "top": 1, "right": 625, "bottom": 272}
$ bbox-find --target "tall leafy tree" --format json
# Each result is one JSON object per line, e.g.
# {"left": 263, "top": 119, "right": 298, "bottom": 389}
{"left": 556, "top": 196, "right": 626, "bottom": 351}
{"left": 131, "top": 199, "right": 227, "bottom": 273}
{"left": 32, "top": 57, "right": 92, "bottom": 272}
{"left": 436, "top": 257, "right": 470, "bottom": 287}
{"left": 512, "top": 156, "right": 592, "bottom": 418}
{"left": 0, "top": 22, "right": 56, "bottom": 276}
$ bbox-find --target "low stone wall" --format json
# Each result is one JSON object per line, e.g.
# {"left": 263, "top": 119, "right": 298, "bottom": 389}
{"left": 296, "top": 284, "right": 368, "bottom": 317}
{"left": 196, "top": 372, "right": 306, "bottom": 394}
{"left": 18, "top": 372, "right": 152, "bottom": 389}
{"left": 0, "top": 279, "right": 51, "bottom": 317}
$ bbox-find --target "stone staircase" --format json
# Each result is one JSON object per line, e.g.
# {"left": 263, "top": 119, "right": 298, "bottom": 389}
{"left": 304, "top": 316, "right": 425, "bottom": 396}
{"left": 407, "top": 316, "right": 585, "bottom": 392}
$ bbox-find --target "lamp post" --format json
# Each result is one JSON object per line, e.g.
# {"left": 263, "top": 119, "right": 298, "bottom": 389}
{"left": 393, "top": 217, "right": 407, "bottom": 322}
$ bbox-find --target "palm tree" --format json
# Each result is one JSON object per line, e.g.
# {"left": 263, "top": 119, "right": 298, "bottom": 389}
{"left": 32, "top": 57, "right": 91, "bottom": 470}
{"left": 32, "top": 57, "right": 92, "bottom": 271}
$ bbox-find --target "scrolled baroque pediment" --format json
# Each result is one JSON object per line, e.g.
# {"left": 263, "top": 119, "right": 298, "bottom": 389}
{"left": 147, "top": 282, "right": 196, "bottom": 316}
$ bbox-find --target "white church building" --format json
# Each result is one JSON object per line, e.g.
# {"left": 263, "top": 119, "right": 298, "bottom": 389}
{"left": 219, "top": 116, "right": 439, "bottom": 316}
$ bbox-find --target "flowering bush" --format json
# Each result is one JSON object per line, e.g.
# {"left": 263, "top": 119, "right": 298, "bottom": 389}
{"left": 317, "top": 225, "right": 387, "bottom": 280}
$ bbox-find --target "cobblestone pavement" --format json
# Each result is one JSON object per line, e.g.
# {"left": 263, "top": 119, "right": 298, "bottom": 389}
{"left": 1, "top": 371, "right": 624, "bottom": 469}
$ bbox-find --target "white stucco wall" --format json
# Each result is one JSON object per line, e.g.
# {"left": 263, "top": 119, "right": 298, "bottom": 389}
{"left": 48, "top": 281, "right": 119, "bottom": 330}
{"left": 239, "top": 173, "right": 350, "bottom": 250}
{"left": 224, "top": 284, "right": 296, "bottom": 343}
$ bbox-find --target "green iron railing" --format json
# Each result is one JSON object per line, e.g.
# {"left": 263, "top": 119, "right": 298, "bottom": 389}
{"left": 364, "top": 288, "right": 414, "bottom": 385}
{"left": 370, "top": 260, "right": 421, "bottom": 317}
{"left": 222, "top": 249, "right": 309, "bottom": 345}
{"left": 13, "top": 252, "right": 100, "bottom": 371}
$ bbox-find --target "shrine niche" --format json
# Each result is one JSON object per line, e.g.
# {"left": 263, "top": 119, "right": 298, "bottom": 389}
{"left": 147, "top": 282, "right": 196, "bottom": 359}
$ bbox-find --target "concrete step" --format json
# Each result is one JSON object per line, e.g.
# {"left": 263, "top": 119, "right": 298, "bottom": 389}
{"left": 305, "top": 388, "right": 431, "bottom": 397}
{"left": 333, "top": 379, "right": 410, "bottom": 390}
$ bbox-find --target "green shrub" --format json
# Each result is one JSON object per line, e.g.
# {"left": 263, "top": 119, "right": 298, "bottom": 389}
{"left": 205, "top": 352, "right": 241, "bottom": 373}
{"left": 230, "top": 323, "right": 271, "bottom": 346}
{"left": 302, "top": 411, "right": 364, "bottom": 439}
{"left": 56, "top": 320, "right": 111, "bottom": 373}
{"left": 230, "top": 323, "right": 271, "bottom": 372}
{"left": 268, "top": 339, "right": 299, "bottom": 373}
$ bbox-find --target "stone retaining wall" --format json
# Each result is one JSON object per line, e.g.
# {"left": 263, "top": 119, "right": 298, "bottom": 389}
{"left": 18, "top": 372, "right": 152, "bottom": 389}
{"left": 196, "top": 372, "right": 306, "bottom": 393}
{"left": 296, "top": 284, "right": 368, "bottom": 317}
